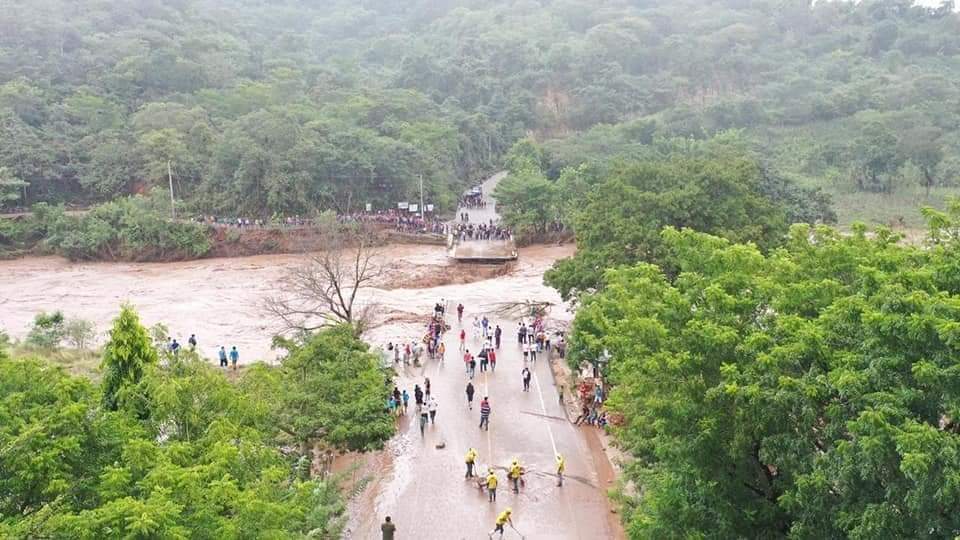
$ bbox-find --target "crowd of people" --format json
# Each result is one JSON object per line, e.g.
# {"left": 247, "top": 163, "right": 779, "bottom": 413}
{"left": 380, "top": 298, "right": 582, "bottom": 539}
{"left": 194, "top": 214, "right": 319, "bottom": 228}
{"left": 453, "top": 221, "right": 511, "bottom": 242}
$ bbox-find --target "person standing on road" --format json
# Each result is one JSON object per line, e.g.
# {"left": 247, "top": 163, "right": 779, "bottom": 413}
{"left": 460, "top": 329, "right": 466, "bottom": 352}
{"left": 489, "top": 349, "right": 497, "bottom": 372}
{"left": 517, "top": 322, "right": 525, "bottom": 345}
{"left": 465, "top": 448, "right": 478, "bottom": 478}
{"left": 218, "top": 346, "right": 228, "bottom": 368}
{"left": 402, "top": 389, "right": 410, "bottom": 414}
{"left": 521, "top": 367, "right": 531, "bottom": 392}
{"left": 419, "top": 407, "right": 429, "bottom": 436}
{"left": 188, "top": 334, "right": 197, "bottom": 350}
{"left": 494, "top": 325, "right": 502, "bottom": 349}
{"left": 229, "top": 346, "right": 239, "bottom": 371}
{"left": 427, "top": 396, "right": 438, "bottom": 424}
{"left": 414, "top": 384, "right": 424, "bottom": 412}
{"left": 466, "top": 381, "right": 475, "bottom": 409}
{"left": 469, "top": 355, "right": 477, "bottom": 379}
{"left": 479, "top": 349, "right": 489, "bottom": 372}
{"left": 457, "top": 303, "right": 464, "bottom": 323}
{"left": 381, "top": 516, "right": 396, "bottom": 540}
{"left": 509, "top": 459, "right": 523, "bottom": 493}
{"left": 463, "top": 349, "right": 472, "bottom": 376}
{"left": 479, "top": 397, "right": 491, "bottom": 430}
{"left": 556, "top": 453, "right": 566, "bottom": 487}
{"left": 438, "top": 341, "right": 446, "bottom": 362}
{"left": 529, "top": 342, "right": 537, "bottom": 363}
{"left": 522, "top": 341, "right": 530, "bottom": 362}
{"left": 489, "top": 508, "right": 513, "bottom": 538}
{"left": 486, "top": 470, "right": 498, "bottom": 502}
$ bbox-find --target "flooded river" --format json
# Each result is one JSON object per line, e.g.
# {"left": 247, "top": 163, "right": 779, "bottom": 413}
{"left": 0, "top": 243, "right": 574, "bottom": 362}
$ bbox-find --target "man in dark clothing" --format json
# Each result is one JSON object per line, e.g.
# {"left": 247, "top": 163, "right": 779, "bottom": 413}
{"left": 466, "top": 381, "right": 475, "bottom": 409}
{"left": 494, "top": 325, "right": 502, "bottom": 349}
{"left": 381, "top": 516, "right": 396, "bottom": 540}
{"left": 414, "top": 385, "right": 424, "bottom": 411}
{"left": 522, "top": 367, "right": 532, "bottom": 392}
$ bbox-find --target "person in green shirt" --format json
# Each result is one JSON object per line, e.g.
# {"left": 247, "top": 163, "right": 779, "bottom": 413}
{"left": 381, "top": 516, "right": 396, "bottom": 540}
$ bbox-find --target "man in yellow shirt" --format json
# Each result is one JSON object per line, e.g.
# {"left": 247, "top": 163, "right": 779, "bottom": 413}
{"left": 508, "top": 459, "right": 523, "bottom": 493}
{"left": 488, "top": 507, "right": 513, "bottom": 539}
{"left": 465, "top": 448, "right": 478, "bottom": 478}
{"left": 486, "top": 470, "right": 498, "bottom": 502}
{"left": 556, "top": 453, "right": 566, "bottom": 486}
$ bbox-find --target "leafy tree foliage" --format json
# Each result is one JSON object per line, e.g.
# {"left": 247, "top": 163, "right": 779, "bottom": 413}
{"left": 100, "top": 305, "right": 157, "bottom": 411}
{"left": 545, "top": 155, "right": 793, "bottom": 299}
{"left": 264, "top": 326, "right": 395, "bottom": 466}
{"left": 0, "top": 308, "right": 351, "bottom": 538}
{"left": 570, "top": 218, "right": 960, "bottom": 538}
{"left": 1, "top": 0, "right": 957, "bottom": 216}
{"left": 24, "top": 310, "right": 65, "bottom": 349}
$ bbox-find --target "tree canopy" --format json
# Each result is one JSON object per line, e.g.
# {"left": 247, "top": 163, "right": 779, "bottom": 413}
{"left": 0, "top": 309, "right": 393, "bottom": 538}
{"left": 0, "top": 0, "right": 958, "bottom": 224}
{"left": 569, "top": 211, "right": 960, "bottom": 538}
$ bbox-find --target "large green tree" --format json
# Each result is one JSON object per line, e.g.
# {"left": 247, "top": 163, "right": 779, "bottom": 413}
{"left": 546, "top": 155, "right": 789, "bottom": 300}
{"left": 571, "top": 221, "right": 960, "bottom": 538}
{"left": 100, "top": 304, "right": 157, "bottom": 411}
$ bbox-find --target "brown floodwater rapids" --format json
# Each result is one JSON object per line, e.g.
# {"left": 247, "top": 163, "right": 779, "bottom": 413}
{"left": 0, "top": 243, "right": 575, "bottom": 362}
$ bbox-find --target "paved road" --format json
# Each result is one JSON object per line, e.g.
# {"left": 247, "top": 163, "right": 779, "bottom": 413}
{"left": 349, "top": 172, "right": 622, "bottom": 539}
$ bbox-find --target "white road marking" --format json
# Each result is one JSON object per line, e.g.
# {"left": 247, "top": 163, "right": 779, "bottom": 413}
{"left": 532, "top": 371, "right": 558, "bottom": 457}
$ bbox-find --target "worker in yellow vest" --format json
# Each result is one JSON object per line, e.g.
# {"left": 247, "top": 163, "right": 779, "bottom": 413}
{"left": 508, "top": 458, "right": 523, "bottom": 493}
{"left": 465, "top": 448, "right": 478, "bottom": 478}
{"left": 556, "top": 453, "right": 566, "bottom": 486}
{"left": 488, "top": 507, "right": 513, "bottom": 539}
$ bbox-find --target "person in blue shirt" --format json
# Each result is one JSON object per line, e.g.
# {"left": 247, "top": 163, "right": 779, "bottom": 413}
{"left": 218, "top": 346, "right": 228, "bottom": 367}
{"left": 229, "top": 346, "right": 239, "bottom": 370}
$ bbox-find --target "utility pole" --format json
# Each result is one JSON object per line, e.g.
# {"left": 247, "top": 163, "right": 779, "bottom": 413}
{"left": 167, "top": 160, "right": 176, "bottom": 220}
{"left": 419, "top": 174, "right": 425, "bottom": 219}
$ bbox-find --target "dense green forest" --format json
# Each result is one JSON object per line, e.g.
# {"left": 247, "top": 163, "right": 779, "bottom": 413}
{"left": 0, "top": 308, "right": 394, "bottom": 537}
{"left": 1, "top": 0, "right": 959, "bottom": 224}
{"left": 569, "top": 207, "right": 960, "bottom": 538}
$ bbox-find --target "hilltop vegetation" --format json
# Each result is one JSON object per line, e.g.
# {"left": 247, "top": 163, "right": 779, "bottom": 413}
{"left": 1, "top": 0, "right": 958, "bottom": 224}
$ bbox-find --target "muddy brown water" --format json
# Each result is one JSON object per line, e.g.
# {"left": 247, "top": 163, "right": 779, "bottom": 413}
{"left": 0, "top": 243, "right": 574, "bottom": 362}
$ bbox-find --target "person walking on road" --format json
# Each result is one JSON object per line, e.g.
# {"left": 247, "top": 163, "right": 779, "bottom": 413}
{"left": 494, "top": 325, "right": 502, "bottom": 349}
{"left": 381, "top": 516, "right": 396, "bottom": 540}
{"left": 486, "top": 470, "right": 498, "bottom": 502}
{"left": 517, "top": 323, "right": 525, "bottom": 345}
{"left": 218, "top": 346, "right": 228, "bottom": 368}
{"left": 463, "top": 349, "right": 472, "bottom": 376}
{"left": 488, "top": 508, "right": 513, "bottom": 539}
{"left": 489, "top": 348, "right": 497, "bottom": 372}
{"left": 457, "top": 303, "right": 464, "bottom": 323}
{"left": 479, "top": 397, "right": 491, "bottom": 430}
{"left": 465, "top": 448, "right": 478, "bottom": 478}
{"left": 521, "top": 367, "right": 531, "bottom": 392}
{"left": 414, "top": 384, "right": 424, "bottom": 412}
{"left": 508, "top": 459, "right": 523, "bottom": 493}
{"left": 556, "top": 453, "right": 566, "bottom": 486}
{"left": 438, "top": 341, "right": 446, "bottom": 362}
{"left": 229, "top": 346, "right": 239, "bottom": 371}
{"left": 419, "top": 407, "right": 429, "bottom": 436}
{"left": 470, "top": 355, "right": 477, "bottom": 379}
{"left": 529, "top": 341, "right": 537, "bottom": 363}
{"left": 459, "top": 329, "right": 466, "bottom": 351}
{"left": 427, "top": 396, "right": 438, "bottom": 424}
{"left": 522, "top": 342, "right": 530, "bottom": 362}
{"left": 466, "top": 381, "right": 475, "bottom": 409}
{"left": 401, "top": 389, "right": 410, "bottom": 414}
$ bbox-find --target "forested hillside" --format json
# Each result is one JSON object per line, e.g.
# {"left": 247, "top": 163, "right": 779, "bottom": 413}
{"left": 1, "top": 0, "right": 959, "bottom": 222}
